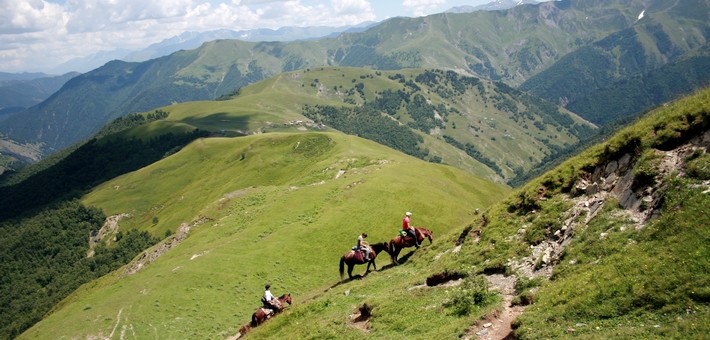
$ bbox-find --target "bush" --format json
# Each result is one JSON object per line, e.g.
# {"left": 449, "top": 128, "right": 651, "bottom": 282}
{"left": 443, "top": 276, "right": 496, "bottom": 316}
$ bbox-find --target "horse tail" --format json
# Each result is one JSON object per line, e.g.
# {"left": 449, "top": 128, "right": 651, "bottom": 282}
{"left": 339, "top": 256, "right": 346, "bottom": 280}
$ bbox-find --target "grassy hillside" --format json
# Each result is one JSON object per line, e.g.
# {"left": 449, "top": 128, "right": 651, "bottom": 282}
{"left": 150, "top": 67, "right": 594, "bottom": 183}
{"left": 20, "top": 131, "right": 509, "bottom": 339}
{"left": 14, "top": 88, "right": 710, "bottom": 340}
{"left": 207, "top": 89, "right": 709, "bottom": 339}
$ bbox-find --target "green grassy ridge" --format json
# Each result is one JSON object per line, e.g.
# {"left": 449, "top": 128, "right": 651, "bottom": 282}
{"left": 152, "top": 67, "right": 592, "bottom": 182}
{"left": 20, "top": 131, "right": 509, "bottom": 339}
{"left": 18, "top": 82, "right": 710, "bottom": 340}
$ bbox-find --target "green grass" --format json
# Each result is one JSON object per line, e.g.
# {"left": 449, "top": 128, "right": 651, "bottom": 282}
{"left": 487, "top": 87, "right": 710, "bottom": 338}
{"left": 18, "top": 87, "right": 710, "bottom": 339}
{"left": 135, "top": 66, "right": 592, "bottom": 183}
{"left": 21, "top": 131, "right": 509, "bottom": 339}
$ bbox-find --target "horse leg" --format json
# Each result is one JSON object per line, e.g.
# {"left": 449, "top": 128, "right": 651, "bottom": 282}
{"left": 365, "top": 259, "right": 376, "bottom": 275}
{"left": 391, "top": 247, "right": 399, "bottom": 265}
{"left": 348, "top": 263, "right": 354, "bottom": 279}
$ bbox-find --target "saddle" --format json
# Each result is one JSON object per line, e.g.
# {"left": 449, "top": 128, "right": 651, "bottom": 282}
{"left": 259, "top": 307, "right": 275, "bottom": 317}
{"left": 349, "top": 247, "right": 371, "bottom": 262}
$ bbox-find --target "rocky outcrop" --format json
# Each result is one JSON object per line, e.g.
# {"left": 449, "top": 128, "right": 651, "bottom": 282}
{"left": 511, "top": 129, "right": 710, "bottom": 279}
{"left": 124, "top": 215, "right": 212, "bottom": 275}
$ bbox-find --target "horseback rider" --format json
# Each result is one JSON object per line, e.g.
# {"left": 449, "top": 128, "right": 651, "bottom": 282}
{"left": 357, "top": 232, "right": 370, "bottom": 261}
{"left": 402, "top": 211, "right": 420, "bottom": 248}
{"left": 262, "top": 283, "right": 280, "bottom": 312}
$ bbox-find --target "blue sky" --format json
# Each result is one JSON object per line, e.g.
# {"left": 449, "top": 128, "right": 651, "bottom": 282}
{"left": 0, "top": 0, "right": 502, "bottom": 73}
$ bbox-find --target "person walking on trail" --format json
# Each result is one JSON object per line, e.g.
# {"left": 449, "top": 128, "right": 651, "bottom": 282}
{"left": 357, "top": 232, "right": 370, "bottom": 261}
{"left": 262, "top": 283, "right": 279, "bottom": 311}
{"left": 402, "top": 211, "right": 420, "bottom": 248}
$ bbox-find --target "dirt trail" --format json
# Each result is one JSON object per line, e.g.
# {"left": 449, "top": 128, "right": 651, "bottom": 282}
{"left": 464, "top": 274, "right": 523, "bottom": 340}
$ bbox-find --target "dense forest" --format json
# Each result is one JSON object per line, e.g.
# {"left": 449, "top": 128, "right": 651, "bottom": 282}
{"left": 0, "top": 200, "right": 160, "bottom": 339}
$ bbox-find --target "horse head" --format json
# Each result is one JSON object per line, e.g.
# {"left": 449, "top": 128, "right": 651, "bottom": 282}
{"left": 371, "top": 242, "right": 388, "bottom": 255}
{"left": 416, "top": 227, "right": 434, "bottom": 243}
{"left": 281, "top": 293, "right": 292, "bottom": 305}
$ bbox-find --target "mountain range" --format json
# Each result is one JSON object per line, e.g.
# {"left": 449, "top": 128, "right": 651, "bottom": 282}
{"left": 48, "top": 23, "right": 378, "bottom": 75}
{"left": 1, "top": 0, "right": 707, "bottom": 177}
{"left": 0, "top": 0, "right": 709, "bottom": 338}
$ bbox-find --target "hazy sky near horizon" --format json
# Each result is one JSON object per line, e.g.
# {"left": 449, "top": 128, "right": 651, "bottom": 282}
{"left": 0, "top": 0, "right": 501, "bottom": 73}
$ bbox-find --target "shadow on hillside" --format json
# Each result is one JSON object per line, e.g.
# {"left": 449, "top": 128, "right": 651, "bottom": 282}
{"left": 0, "top": 129, "right": 209, "bottom": 222}
{"left": 181, "top": 112, "right": 255, "bottom": 135}
{"left": 330, "top": 262, "right": 400, "bottom": 288}
{"left": 393, "top": 251, "right": 416, "bottom": 264}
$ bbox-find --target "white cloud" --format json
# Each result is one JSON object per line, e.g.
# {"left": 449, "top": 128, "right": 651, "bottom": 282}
{"left": 402, "top": 0, "right": 445, "bottom": 17}
{"left": 0, "top": 0, "right": 377, "bottom": 73}
{"left": 0, "top": 0, "right": 66, "bottom": 34}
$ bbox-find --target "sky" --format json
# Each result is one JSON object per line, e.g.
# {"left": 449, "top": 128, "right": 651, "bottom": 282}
{"left": 0, "top": 0, "right": 499, "bottom": 74}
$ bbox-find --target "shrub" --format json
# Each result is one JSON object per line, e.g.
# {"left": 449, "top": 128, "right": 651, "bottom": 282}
{"left": 443, "top": 276, "right": 496, "bottom": 316}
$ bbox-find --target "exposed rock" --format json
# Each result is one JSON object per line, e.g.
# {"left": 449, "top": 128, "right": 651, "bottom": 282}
{"left": 124, "top": 216, "right": 211, "bottom": 275}
{"left": 87, "top": 213, "right": 130, "bottom": 257}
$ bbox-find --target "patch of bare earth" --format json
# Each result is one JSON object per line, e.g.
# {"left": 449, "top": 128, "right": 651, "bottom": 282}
{"left": 348, "top": 303, "right": 373, "bottom": 333}
{"left": 464, "top": 274, "right": 521, "bottom": 340}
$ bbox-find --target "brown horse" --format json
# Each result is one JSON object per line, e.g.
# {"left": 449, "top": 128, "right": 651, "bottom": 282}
{"left": 250, "top": 293, "right": 292, "bottom": 327}
{"left": 339, "top": 242, "right": 389, "bottom": 280}
{"left": 389, "top": 227, "right": 433, "bottom": 265}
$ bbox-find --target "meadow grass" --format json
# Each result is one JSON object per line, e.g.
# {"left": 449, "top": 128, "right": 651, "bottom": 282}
{"left": 22, "top": 131, "right": 509, "bottom": 339}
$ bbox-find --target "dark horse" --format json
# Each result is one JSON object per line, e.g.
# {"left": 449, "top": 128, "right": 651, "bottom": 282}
{"left": 250, "top": 293, "right": 292, "bottom": 327}
{"left": 339, "top": 242, "right": 389, "bottom": 280}
{"left": 389, "top": 227, "right": 433, "bottom": 265}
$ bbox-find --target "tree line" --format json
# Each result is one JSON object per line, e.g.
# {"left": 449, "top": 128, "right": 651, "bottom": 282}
{"left": 0, "top": 200, "right": 159, "bottom": 339}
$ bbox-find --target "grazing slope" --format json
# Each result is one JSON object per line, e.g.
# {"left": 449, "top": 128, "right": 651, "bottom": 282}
{"left": 20, "top": 131, "right": 509, "bottom": 339}
{"left": 143, "top": 67, "right": 595, "bottom": 183}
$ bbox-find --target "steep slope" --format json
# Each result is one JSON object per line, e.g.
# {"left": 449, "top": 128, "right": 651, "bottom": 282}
{"left": 565, "top": 46, "right": 710, "bottom": 125}
{"left": 215, "top": 90, "right": 708, "bottom": 340}
{"left": 0, "top": 72, "right": 79, "bottom": 111}
{"left": 521, "top": 0, "right": 710, "bottom": 115}
{"left": 19, "top": 132, "right": 510, "bottom": 339}
{"left": 3, "top": 0, "right": 705, "bottom": 156}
